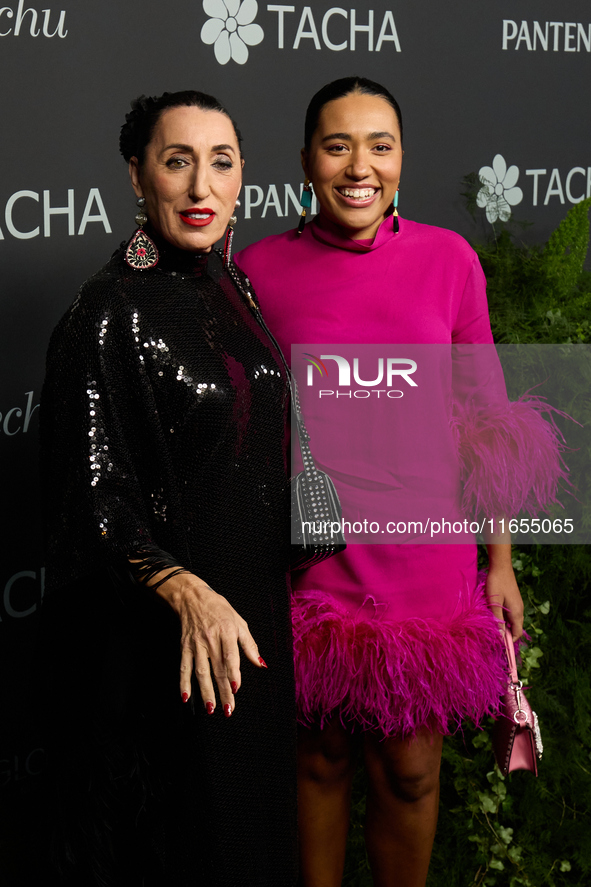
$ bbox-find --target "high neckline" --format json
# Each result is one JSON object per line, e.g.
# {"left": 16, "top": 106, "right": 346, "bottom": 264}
{"left": 124, "top": 226, "right": 211, "bottom": 276}
{"left": 309, "top": 211, "right": 401, "bottom": 253}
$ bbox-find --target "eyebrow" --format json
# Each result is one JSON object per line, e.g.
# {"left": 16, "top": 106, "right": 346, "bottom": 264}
{"left": 161, "top": 143, "right": 236, "bottom": 153}
{"left": 321, "top": 131, "right": 397, "bottom": 142}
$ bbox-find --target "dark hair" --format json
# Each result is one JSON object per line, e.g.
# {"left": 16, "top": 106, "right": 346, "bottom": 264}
{"left": 304, "top": 77, "right": 403, "bottom": 151}
{"left": 119, "top": 90, "right": 243, "bottom": 165}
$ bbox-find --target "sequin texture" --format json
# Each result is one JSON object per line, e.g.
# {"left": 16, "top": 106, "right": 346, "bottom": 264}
{"left": 41, "top": 238, "right": 290, "bottom": 596}
{"left": 39, "top": 234, "right": 297, "bottom": 887}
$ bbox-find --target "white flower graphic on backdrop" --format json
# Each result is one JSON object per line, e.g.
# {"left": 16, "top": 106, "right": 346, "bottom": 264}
{"left": 201, "top": 0, "right": 264, "bottom": 65}
{"left": 476, "top": 154, "right": 523, "bottom": 223}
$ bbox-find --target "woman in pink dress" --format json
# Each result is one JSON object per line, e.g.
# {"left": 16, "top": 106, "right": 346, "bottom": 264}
{"left": 235, "top": 77, "right": 562, "bottom": 887}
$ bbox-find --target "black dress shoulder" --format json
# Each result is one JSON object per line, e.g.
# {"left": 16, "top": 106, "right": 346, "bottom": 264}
{"left": 39, "top": 239, "right": 297, "bottom": 886}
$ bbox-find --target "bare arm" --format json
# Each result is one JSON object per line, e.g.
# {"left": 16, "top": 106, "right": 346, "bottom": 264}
{"left": 483, "top": 520, "right": 524, "bottom": 641}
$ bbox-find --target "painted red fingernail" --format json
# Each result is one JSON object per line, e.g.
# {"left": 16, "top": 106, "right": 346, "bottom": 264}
{"left": 224, "top": 704, "right": 232, "bottom": 718}
{"left": 231, "top": 681, "right": 238, "bottom": 694}
{"left": 206, "top": 701, "right": 214, "bottom": 715}
{"left": 258, "top": 657, "right": 268, "bottom": 668}
{"left": 182, "top": 692, "right": 189, "bottom": 704}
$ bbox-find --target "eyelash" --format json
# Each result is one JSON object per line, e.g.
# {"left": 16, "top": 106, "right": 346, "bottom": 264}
{"left": 326, "top": 144, "right": 393, "bottom": 154}
{"left": 165, "top": 156, "right": 233, "bottom": 170}
{"left": 166, "top": 157, "right": 188, "bottom": 169}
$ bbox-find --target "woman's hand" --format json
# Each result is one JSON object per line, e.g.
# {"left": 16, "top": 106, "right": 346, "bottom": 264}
{"left": 484, "top": 523, "right": 524, "bottom": 640}
{"left": 485, "top": 558, "right": 524, "bottom": 641}
{"left": 154, "top": 570, "right": 266, "bottom": 714}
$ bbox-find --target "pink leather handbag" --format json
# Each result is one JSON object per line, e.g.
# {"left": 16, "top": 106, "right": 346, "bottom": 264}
{"left": 492, "top": 627, "right": 544, "bottom": 776}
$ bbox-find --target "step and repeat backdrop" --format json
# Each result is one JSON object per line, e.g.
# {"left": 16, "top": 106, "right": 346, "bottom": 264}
{"left": 1, "top": 0, "right": 590, "bottom": 863}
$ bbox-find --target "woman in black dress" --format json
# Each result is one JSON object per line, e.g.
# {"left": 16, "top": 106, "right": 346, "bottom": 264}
{"left": 40, "top": 90, "right": 297, "bottom": 887}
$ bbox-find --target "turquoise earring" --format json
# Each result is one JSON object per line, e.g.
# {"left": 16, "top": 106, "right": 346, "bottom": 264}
{"left": 297, "top": 179, "right": 312, "bottom": 236}
{"left": 393, "top": 189, "right": 399, "bottom": 234}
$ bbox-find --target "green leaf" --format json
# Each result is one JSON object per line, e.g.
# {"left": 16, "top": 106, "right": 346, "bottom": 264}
{"left": 508, "top": 845, "right": 523, "bottom": 863}
{"left": 522, "top": 645, "right": 544, "bottom": 669}
{"left": 497, "top": 826, "right": 514, "bottom": 844}
{"left": 478, "top": 792, "right": 497, "bottom": 813}
{"left": 559, "top": 860, "right": 572, "bottom": 872}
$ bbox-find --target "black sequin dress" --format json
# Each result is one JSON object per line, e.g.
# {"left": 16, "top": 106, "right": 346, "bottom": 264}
{"left": 39, "top": 234, "right": 297, "bottom": 887}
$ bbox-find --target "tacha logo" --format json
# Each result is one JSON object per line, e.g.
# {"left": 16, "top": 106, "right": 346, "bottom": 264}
{"left": 477, "top": 154, "right": 523, "bottom": 224}
{"left": 201, "top": 0, "right": 263, "bottom": 65}
{"left": 477, "top": 155, "right": 591, "bottom": 224}
{"left": 200, "top": 2, "right": 401, "bottom": 65}
{"left": 0, "top": 188, "right": 111, "bottom": 241}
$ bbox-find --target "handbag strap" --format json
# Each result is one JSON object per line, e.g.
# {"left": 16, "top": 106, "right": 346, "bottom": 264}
{"left": 222, "top": 255, "right": 316, "bottom": 466}
{"left": 503, "top": 627, "right": 519, "bottom": 684}
{"left": 502, "top": 626, "right": 537, "bottom": 735}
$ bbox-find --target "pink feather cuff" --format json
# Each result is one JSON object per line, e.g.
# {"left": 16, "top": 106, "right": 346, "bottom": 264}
{"left": 453, "top": 395, "right": 570, "bottom": 520}
{"left": 292, "top": 577, "right": 506, "bottom": 738}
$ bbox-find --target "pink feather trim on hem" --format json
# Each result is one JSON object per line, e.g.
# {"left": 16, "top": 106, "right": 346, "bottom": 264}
{"left": 453, "top": 395, "right": 571, "bottom": 520}
{"left": 292, "top": 575, "right": 506, "bottom": 738}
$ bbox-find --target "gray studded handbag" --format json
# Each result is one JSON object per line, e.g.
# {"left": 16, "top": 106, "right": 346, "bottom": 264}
{"left": 225, "top": 257, "right": 346, "bottom": 571}
{"left": 289, "top": 379, "right": 346, "bottom": 571}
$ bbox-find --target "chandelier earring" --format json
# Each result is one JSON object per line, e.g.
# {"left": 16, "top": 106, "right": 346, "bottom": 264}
{"left": 392, "top": 188, "right": 400, "bottom": 234}
{"left": 296, "top": 179, "right": 312, "bottom": 236}
{"left": 125, "top": 196, "right": 159, "bottom": 270}
{"left": 224, "top": 198, "right": 240, "bottom": 267}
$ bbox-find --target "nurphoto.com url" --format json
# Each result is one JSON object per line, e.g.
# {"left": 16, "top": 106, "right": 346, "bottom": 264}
{"left": 302, "top": 517, "right": 575, "bottom": 539}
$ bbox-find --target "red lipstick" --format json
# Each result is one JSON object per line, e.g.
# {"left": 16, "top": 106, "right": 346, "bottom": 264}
{"left": 180, "top": 207, "right": 215, "bottom": 227}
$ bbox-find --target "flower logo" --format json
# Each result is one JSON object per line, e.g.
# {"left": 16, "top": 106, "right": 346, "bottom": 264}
{"left": 476, "top": 154, "right": 523, "bottom": 223}
{"left": 201, "top": 0, "right": 264, "bottom": 65}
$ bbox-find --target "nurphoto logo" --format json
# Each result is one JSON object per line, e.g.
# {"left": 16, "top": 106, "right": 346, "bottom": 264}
{"left": 302, "top": 353, "right": 418, "bottom": 398}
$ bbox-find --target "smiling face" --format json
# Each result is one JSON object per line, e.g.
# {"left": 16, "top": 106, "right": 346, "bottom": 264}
{"left": 129, "top": 105, "right": 243, "bottom": 252}
{"left": 302, "top": 91, "right": 403, "bottom": 240}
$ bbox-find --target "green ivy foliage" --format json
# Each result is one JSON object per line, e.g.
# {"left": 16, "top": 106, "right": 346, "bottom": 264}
{"left": 428, "top": 546, "right": 591, "bottom": 887}
{"left": 343, "top": 200, "right": 591, "bottom": 886}
{"left": 462, "top": 178, "right": 591, "bottom": 345}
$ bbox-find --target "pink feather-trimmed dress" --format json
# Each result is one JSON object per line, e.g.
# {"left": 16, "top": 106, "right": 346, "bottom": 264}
{"left": 235, "top": 214, "right": 564, "bottom": 738}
